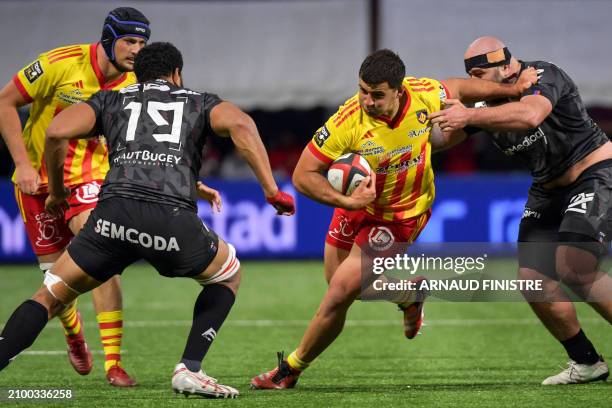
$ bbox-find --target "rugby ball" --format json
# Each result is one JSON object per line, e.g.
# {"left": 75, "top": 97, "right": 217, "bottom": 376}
{"left": 327, "top": 153, "right": 371, "bottom": 196}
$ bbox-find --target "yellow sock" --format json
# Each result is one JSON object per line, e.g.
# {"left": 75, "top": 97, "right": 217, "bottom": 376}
{"left": 287, "top": 350, "right": 309, "bottom": 371}
{"left": 58, "top": 300, "right": 81, "bottom": 337}
{"left": 96, "top": 310, "right": 124, "bottom": 373}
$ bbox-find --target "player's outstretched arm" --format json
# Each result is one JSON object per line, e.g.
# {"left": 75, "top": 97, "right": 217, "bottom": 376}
{"left": 0, "top": 80, "right": 40, "bottom": 194}
{"left": 210, "top": 101, "right": 295, "bottom": 215}
{"left": 430, "top": 95, "right": 552, "bottom": 132}
{"left": 292, "top": 148, "right": 376, "bottom": 210}
{"left": 443, "top": 67, "right": 537, "bottom": 103}
{"left": 45, "top": 103, "right": 98, "bottom": 214}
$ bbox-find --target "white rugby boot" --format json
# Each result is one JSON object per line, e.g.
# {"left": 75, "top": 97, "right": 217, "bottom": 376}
{"left": 172, "top": 363, "right": 239, "bottom": 398}
{"left": 542, "top": 358, "right": 609, "bottom": 385}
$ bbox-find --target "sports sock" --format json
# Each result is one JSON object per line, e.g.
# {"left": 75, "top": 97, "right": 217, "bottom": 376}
{"left": 58, "top": 300, "right": 81, "bottom": 337}
{"left": 96, "top": 310, "right": 124, "bottom": 372}
{"left": 560, "top": 329, "right": 600, "bottom": 365}
{"left": 287, "top": 350, "right": 309, "bottom": 371}
{"left": 0, "top": 300, "right": 48, "bottom": 370}
{"left": 180, "top": 284, "right": 235, "bottom": 373}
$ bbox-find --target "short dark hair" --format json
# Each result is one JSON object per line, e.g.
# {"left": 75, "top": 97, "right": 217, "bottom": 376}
{"left": 359, "top": 49, "right": 405, "bottom": 90}
{"left": 134, "top": 42, "right": 183, "bottom": 83}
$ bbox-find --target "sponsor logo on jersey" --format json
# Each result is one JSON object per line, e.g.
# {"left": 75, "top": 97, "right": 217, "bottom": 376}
{"left": 416, "top": 109, "right": 428, "bottom": 124}
{"left": 360, "top": 140, "right": 377, "bottom": 149}
{"left": 381, "top": 145, "right": 412, "bottom": 161}
{"left": 565, "top": 192, "right": 594, "bottom": 214}
{"left": 113, "top": 150, "right": 182, "bottom": 166}
{"left": 314, "top": 125, "right": 330, "bottom": 147}
{"left": 368, "top": 226, "right": 394, "bottom": 251}
{"left": 75, "top": 181, "right": 101, "bottom": 204}
{"left": 358, "top": 141, "right": 385, "bottom": 156}
{"left": 376, "top": 154, "right": 422, "bottom": 175}
{"left": 408, "top": 126, "right": 431, "bottom": 138}
{"left": 94, "top": 218, "right": 181, "bottom": 251}
{"left": 328, "top": 214, "right": 355, "bottom": 244}
{"left": 57, "top": 89, "right": 86, "bottom": 105}
{"left": 34, "top": 212, "right": 64, "bottom": 249}
{"left": 24, "top": 61, "right": 44, "bottom": 83}
{"left": 521, "top": 208, "right": 541, "bottom": 219}
{"left": 503, "top": 127, "right": 546, "bottom": 156}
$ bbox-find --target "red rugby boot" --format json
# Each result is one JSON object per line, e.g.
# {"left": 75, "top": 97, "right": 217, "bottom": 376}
{"left": 65, "top": 312, "right": 93, "bottom": 375}
{"left": 251, "top": 352, "right": 301, "bottom": 390}
{"left": 106, "top": 365, "right": 137, "bottom": 387}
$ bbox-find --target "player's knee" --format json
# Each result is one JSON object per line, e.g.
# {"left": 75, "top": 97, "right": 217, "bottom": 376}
{"left": 42, "top": 270, "right": 80, "bottom": 309}
{"left": 195, "top": 243, "right": 241, "bottom": 292}
{"left": 325, "top": 279, "right": 359, "bottom": 311}
{"left": 218, "top": 267, "right": 241, "bottom": 295}
{"left": 31, "top": 286, "right": 63, "bottom": 319}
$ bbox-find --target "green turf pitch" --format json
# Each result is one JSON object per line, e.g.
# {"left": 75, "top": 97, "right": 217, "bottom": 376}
{"left": 0, "top": 261, "right": 610, "bottom": 407}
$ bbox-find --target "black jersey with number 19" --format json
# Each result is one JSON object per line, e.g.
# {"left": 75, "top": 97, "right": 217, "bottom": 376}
{"left": 85, "top": 79, "right": 222, "bottom": 211}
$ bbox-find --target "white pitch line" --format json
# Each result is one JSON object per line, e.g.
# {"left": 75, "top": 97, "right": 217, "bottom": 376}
{"left": 13, "top": 317, "right": 606, "bottom": 329}
{"left": 22, "top": 350, "right": 127, "bottom": 356}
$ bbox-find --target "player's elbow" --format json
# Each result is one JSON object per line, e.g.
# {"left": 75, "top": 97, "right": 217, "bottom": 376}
{"left": 292, "top": 171, "right": 307, "bottom": 194}
{"left": 523, "top": 111, "right": 545, "bottom": 129}
{"left": 229, "top": 114, "right": 257, "bottom": 145}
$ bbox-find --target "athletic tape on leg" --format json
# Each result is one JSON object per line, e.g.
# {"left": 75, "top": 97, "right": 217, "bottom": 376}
{"left": 39, "top": 263, "right": 54, "bottom": 272}
{"left": 196, "top": 243, "right": 240, "bottom": 285}
{"left": 43, "top": 271, "right": 80, "bottom": 304}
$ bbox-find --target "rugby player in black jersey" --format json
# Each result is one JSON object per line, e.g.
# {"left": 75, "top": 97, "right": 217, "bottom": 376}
{"left": 0, "top": 42, "right": 295, "bottom": 398}
{"left": 430, "top": 36, "right": 610, "bottom": 385}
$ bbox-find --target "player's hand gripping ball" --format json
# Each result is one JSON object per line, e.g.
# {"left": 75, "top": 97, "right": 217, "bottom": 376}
{"left": 327, "top": 153, "right": 371, "bottom": 195}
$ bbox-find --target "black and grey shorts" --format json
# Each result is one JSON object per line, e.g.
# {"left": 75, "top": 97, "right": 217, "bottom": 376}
{"left": 68, "top": 197, "right": 219, "bottom": 282}
{"left": 518, "top": 159, "right": 612, "bottom": 276}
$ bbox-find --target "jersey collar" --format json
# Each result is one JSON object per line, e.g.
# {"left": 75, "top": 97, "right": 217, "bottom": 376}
{"left": 373, "top": 86, "right": 411, "bottom": 129}
{"left": 89, "top": 43, "right": 128, "bottom": 90}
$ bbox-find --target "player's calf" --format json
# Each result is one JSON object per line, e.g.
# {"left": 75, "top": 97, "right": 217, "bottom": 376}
{"left": 0, "top": 299, "right": 48, "bottom": 371}
{"left": 172, "top": 241, "right": 240, "bottom": 395}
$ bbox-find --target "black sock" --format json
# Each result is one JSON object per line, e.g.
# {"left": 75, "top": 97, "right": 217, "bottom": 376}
{"left": 181, "top": 284, "right": 235, "bottom": 372}
{"left": 0, "top": 300, "right": 48, "bottom": 370}
{"left": 560, "top": 329, "right": 600, "bottom": 365}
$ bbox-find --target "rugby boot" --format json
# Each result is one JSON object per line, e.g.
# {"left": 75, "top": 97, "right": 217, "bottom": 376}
{"left": 398, "top": 276, "right": 428, "bottom": 339}
{"left": 106, "top": 364, "right": 138, "bottom": 387}
{"left": 542, "top": 358, "right": 609, "bottom": 385}
{"left": 65, "top": 312, "right": 93, "bottom": 375}
{"left": 172, "top": 363, "right": 238, "bottom": 398}
{"left": 251, "top": 352, "right": 301, "bottom": 390}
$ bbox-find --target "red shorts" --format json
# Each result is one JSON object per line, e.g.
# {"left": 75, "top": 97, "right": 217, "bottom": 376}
{"left": 326, "top": 207, "right": 431, "bottom": 254}
{"left": 15, "top": 180, "right": 103, "bottom": 256}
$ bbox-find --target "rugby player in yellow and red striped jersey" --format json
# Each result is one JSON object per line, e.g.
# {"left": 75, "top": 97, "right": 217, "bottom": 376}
{"left": 0, "top": 7, "right": 150, "bottom": 387}
{"left": 251, "top": 49, "right": 537, "bottom": 389}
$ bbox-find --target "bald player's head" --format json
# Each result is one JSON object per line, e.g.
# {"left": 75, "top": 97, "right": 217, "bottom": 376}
{"left": 464, "top": 36, "right": 506, "bottom": 60}
{"left": 463, "top": 36, "right": 519, "bottom": 83}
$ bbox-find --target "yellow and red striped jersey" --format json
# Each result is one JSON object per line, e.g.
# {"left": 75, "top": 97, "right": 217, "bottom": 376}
{"left": 308, "top": 77, "right": 450, "bottom": 221}
{"left": 12, "top": 43, "right": 137, "bottom": 192}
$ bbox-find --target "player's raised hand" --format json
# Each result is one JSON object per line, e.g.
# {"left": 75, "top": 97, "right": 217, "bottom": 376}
{"left": 515, "top": 66, "right": 538, "bottom": 94}
{"left": 15, "top": 162, "right": 40, "bottom": 195}
{"left": 266, "top": 190, "right": 296, "bottom": 216}
{"left": 345, "top": 173, "right": 376, "bottom": 210}
{"left": 430, "top": 99, "right": 469, "bottom": 132}
{"left": 196, "top": 181, "right": 222, "bottom": 213}
{"left": 45, "top": 185, "right": 70, "bottom": 218}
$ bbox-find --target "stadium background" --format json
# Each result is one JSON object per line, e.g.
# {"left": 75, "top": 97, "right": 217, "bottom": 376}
{"left": 0, "top": 1, "right": 610, "bottom": 406}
